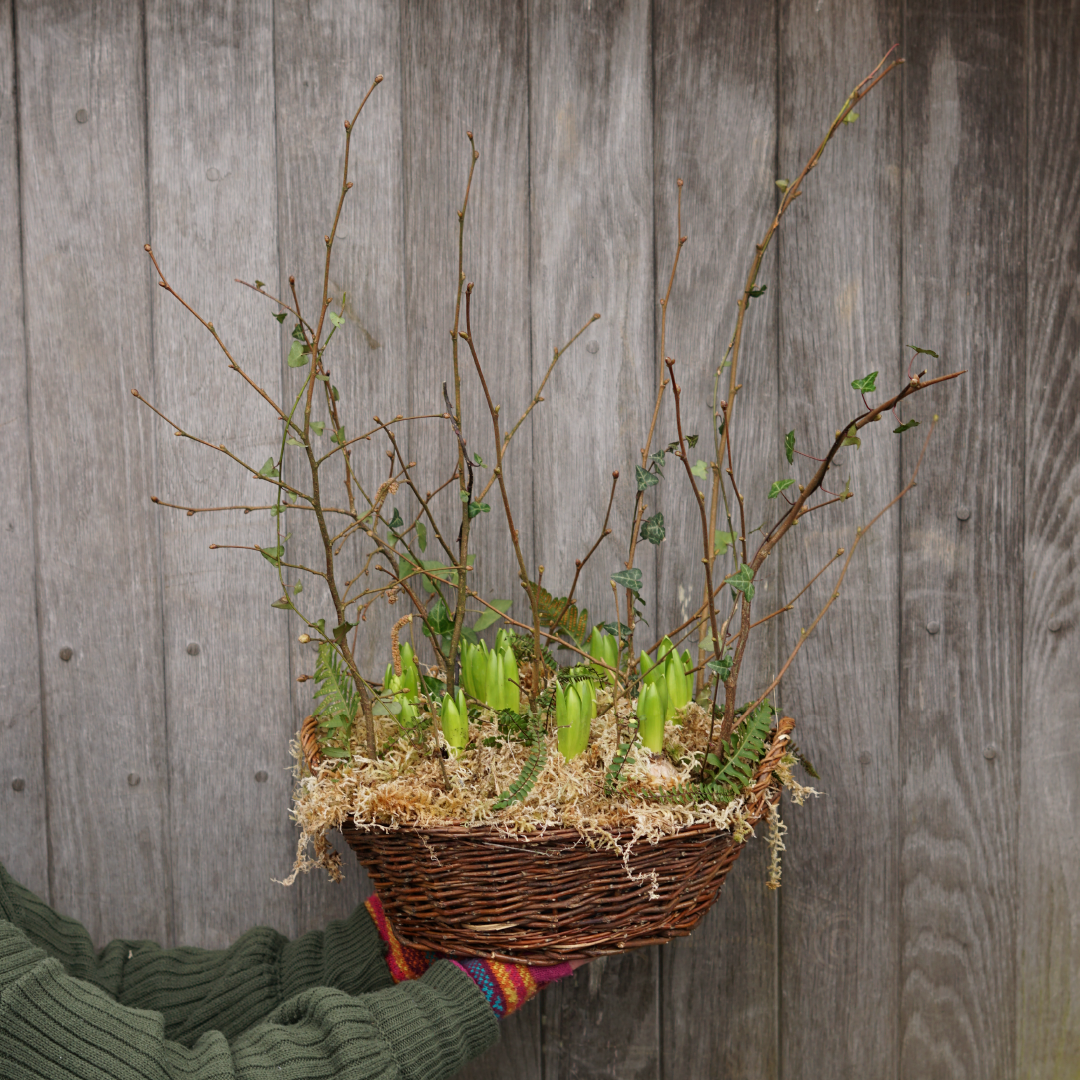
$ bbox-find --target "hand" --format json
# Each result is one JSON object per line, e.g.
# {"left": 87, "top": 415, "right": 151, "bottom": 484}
{"left": 365, "top": 894, "right": 582, "bottom": 1018}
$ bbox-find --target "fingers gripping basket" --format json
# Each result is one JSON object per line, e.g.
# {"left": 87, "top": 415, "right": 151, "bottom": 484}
{"left": 303, "top": 716, "right": 795, "bottom": 965}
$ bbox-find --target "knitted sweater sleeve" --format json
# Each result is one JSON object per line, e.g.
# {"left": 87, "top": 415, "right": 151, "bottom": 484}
{"left": 0, "top": 864, "right": 499, "bottom": 1080}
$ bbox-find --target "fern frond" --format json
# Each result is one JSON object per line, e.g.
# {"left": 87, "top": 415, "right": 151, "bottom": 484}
{"left": 641, "top": 704, "right": 775, "bottom": 806}
{"left": 604, "top": 723, "right": 640, "bottom": 796}
{"left": 311, "top": 643, "right": 359, "bottom": 757}
{"left": 522, "top": 581, "right": 589, "bottom": 645}
{"left": 492, "top": 738, "right": 547, "bottom": 810}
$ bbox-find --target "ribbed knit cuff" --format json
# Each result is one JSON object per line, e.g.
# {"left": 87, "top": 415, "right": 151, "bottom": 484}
{"left": 365, "top": 959, "right": 500, "bottom": 1079}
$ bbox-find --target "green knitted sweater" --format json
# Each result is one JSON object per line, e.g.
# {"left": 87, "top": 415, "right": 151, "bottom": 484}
{"left": 0, "top": 863, "right": 498, "bottom": 1079}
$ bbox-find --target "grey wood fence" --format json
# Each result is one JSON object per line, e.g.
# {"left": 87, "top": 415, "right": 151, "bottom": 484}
{"left": 1, "top": 1, "right": 1077, "bottom": 1077}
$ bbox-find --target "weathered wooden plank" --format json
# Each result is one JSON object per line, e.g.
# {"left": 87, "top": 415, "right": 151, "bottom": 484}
{"left": 776, "top": 7, "right": 904, "bottom": 1076}
{"left": 0, "top": 0, "right": 49, "bottom": 900}
{"left": 145, "top": 1, "right": 296, "bottom": 949}
{"left": 15, "top": 0, "right": 171, "bottom": 945}
{"left": 651, "top": 2, "right": 780, "bottom": 1076}
{"left": 271, "top": 0, "right": 404, "bottom": 933}
{"left": 399, "top": 3, "right": 537, "bottom": 1076}
{"left": 401, "top": 0, "right": 534, "bottom": 680}
{"left": 900, "top": 3, "right": 1025, "bottom": 1076}
{"left": 528, "top": 2, "right": 659, "bottom": 1077}
{"left": 1017, "top": 1, "right": 1080, "bottom": 1075}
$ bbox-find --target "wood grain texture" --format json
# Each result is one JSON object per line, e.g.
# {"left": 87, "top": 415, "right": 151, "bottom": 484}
{"left": 777, "top": 5, "right": 904, "bottom": 1077}
{"left": 529, "top": 0, "right": 656, "bottom": 637}
{"left": 1018, "top": 1, "right": 1080, "bottom": 1075}
{"left": 651, "top": 2, "right": 781, "bottom": 1075}
{"left": 900, "top": 3, "right": 1025, "bottom": 1076}
{"left": 528, "top": 2, "right": 658, "bottom": 1077}
{"left": 0, "top": 0, "right": 48, "bottom": 900}
{"left": 146, "top": 0, "right": 297, "bottom": 949}
{"left": 15, "top": 0, "right": 171, "bottom": 946}
{"left": 400, "top": 0, "right": 534, "bottom": 675}
{"left": 271, "top": 0, "right": 405, "bottom": 937}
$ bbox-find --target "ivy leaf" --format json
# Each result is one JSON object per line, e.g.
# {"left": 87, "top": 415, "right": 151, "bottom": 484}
{"left": 388, "top": 508, "right": 404, "bottom": 530}
{"left": 330, "top": 426, "right": 345, "bottom": 445}
{"left": 851, "top": 371, "right": 878, "bottom": 393}
{"left": 635, "top": 465, "right": 659, "bottom": 491}
{"left": 839, "top": 477, "right": 852, "bottom": 500}
{"left": 286, "top": 437, "right": 302, "bottom": 446}
{"left": 714, "top": 530, "right": 735, "bottom": 555}
{"left": 906, "top": 344, "right": 939, "bottom": 358}
{"left": 841, "top": 424, "right": 862, "bottom": 448}
{"left": 843, "top": 110, "right": 859, "bottom": 124}
{"left": 273, "top": 311, "right": 287, "bottom": 324}
{"left": 329, "top": 311, "right": 344, "bottom": 328}
{"left": 332, "top": 620, "right": 356, "bottom": 645}
{"left": 473, "top": 599, "right": 512, "bottom": 632}
{"left": 416, "top": 521, "right": 427, "bottom": 552}
{"left": 785, "top": 430, "right": 795, "bottom": 465}
{"left": 259, "top": 544, "right": 285, "bottom": 568}
{"left": 467, "top": 501, "right": 490, "bottom": 519}
{"left": 287, "top": 341, "right": 307, "bottom": 368}
{"left": 768, "top": 477, "right": 795, "bottom": 499}
{"left": 310, "top": 420, "right": 325, "bottom": 436}
{"left": 748, "top": 283, "right": 767, "bottom": 298}
{"left": 611, "top": 568, "right": 643, "bottom": 592}
{"left": 893, "top": 418, "right": 920, "bottom": 434}
{"left": 473, "top": 452, "right": 486, "bottom": 467}
{"left": 269, "top": 504, "right": 284, "bottom": 517}
{"left": 775, "top": 179, "right": 790, "bottom": 191}
{"left": 639, "top": 512, "right": 666, "bottom": 545}
{"left": 259, "top": 457, "right": 280, "bottom": 479}
{"left": 255, "top": 279, "right": 266, "bottom": 289}
{"left": 686, "top": 434, "right": 699, "bottom": 449}
{"left": 270, "top": 595, "right": 293, "bottom": 610}
{"left": 706, "top": 655, "right": 733, "bottom": 681}
{"left": 690, "top": 459, "right": 709, "bottom": 480}
{"left": 331, "top": 385, "right": 340, "bottom": 401}
{"left": 293, "top": 579, "right": 303, "bottom": 595}
{"left": 421, "top": 597, "right": 453, "bottom": 637}
{"left": 725, "top": 563, "right": 755, "bottom": 603}
{"left": 292, "top": 324, "right": 306, "bottom": 341}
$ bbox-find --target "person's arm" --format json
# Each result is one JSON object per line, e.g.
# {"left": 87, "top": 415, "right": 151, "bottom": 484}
{"left": 0, "top": 863, "right": 398, "bottom": 1044}
{"left": 0, "top": 918, "right": 497, "bottom": 1080}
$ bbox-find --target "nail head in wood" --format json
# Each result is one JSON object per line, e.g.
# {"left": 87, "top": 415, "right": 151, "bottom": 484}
{"left": 858, "top": 750, "right": 871, "bottom": 764}
{"left": 59, "top": 646, "right": 73, "bottom": 661}
{"left": 956, "top": 506, "right": 971, "bottom": 521}
{"left": 11, "top": 778, "right": 25, "bottom": 792}
{"left": 585, "top": 340, "right": 599, "bottom": 354}
{"left": 186, "top": 642, "right": 201, "bottom": 656}
{"left": 1047, "top": 617, "right": 1062, "bottom": 633}
{"left": 75, "top": 108, "right": 88, "bottom": 124}
{"left": 983, "top": 745, "right": 998, "bottom": 760}
{"left": 127, "top": 773, "right": 140, "bottom": 787}
{"left": 926, "top": 621, "right": 941, "bottom": 635}
{"left": 255, "top": 770, "right": 269, "bottom": 783}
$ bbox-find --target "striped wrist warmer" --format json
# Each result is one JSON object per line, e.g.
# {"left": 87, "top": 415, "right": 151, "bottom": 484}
{"left": 364, "top": 895, "right": 573, "bottom": 1019}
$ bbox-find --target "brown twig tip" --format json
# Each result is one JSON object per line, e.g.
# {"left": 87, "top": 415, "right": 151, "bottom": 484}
{"left": 677, "top": 178, "right": 683, "bottom": 187}
{"left": 592, "top": 313, "right": 601, "bottom": 321}
{"left": 130, "top": 388, "right": 140, "bottom": 397}
{"left": 466, "top": 130, "right": 473, "bottom": 140}
{"left": 150, "top": 495, "right": 159, "bottom": 503}
{"left": 612, "top": 470, "right": 619, "bottom": 479}
{"left": 374, "top": 74, "right": 384, "bottom": 83}
{"left": 143, "top": 244, "right": 152, "bottom": 252}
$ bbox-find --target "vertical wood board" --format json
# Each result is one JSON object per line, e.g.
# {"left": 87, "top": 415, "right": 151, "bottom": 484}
{"left": 650, "top": 3, "right": 781, "bottom": 1076}
{"left": 271, "top": 0, "right": 404, "bottom": 934}
{"left": 1017, "top": 0, "right": 1080, "bottom": 1075}
{"left": 0, "top": 0, "right": 48, "bottom": 900}
{"left": 529, "top": 2, "right": 659, "bottom": 1078}
{"left": 146, "top": 0, "right": 296, "bottom": 949}
{"left": 15, "top": 0, "right": 172, "bottom": 946}
{"left": 900, "top": 4, "right": 1025, "bottom": 1076}
{"left": 777, "top": 6, "right": 904, "bottom": 1077}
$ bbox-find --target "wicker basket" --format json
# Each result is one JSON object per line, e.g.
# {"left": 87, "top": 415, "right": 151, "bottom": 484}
{"left": 305, "top": 714, "right": 794, "bottom": 964}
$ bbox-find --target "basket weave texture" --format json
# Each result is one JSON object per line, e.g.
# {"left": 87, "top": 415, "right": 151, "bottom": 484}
{"left": 307, "top": 715, "right": 794, "bottom": 964}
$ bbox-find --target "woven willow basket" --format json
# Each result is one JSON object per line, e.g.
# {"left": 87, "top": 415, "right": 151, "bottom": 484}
{"left": 303, "top": 714, "right": 794, "bottom": 964}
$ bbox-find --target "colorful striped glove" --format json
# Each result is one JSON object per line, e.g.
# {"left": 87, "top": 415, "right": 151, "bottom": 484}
{"left": 364, "top": 895, "right": 574, "bottom": 1019}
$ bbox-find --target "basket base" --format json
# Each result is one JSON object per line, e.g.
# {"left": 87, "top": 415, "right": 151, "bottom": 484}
{"left": 341, "top": 818, "right": 756, "bottom": 965}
